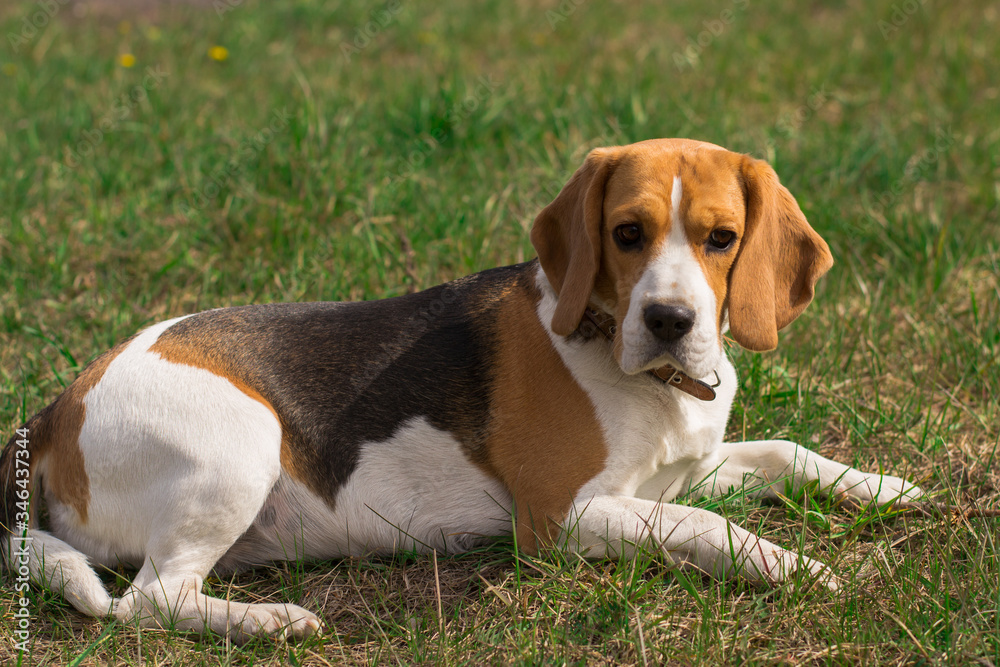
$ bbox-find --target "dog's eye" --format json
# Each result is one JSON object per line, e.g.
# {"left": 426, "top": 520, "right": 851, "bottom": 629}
{"left": 614, "top": 224, "right": 642, "bottom": 247}
{"left": 708, "top": 229, "right": 736, "bottom": 250}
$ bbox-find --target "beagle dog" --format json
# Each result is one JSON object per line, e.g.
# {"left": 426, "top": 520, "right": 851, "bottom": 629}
{"left": 2, "top": 138, "right": 924, "bottom": 641}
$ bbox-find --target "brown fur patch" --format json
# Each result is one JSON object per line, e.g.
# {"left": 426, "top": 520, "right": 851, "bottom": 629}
{"left": 482, "top": 275, "right": 607, "bottom": 554}
{"left": 146, "top": 335, "right": 305, "bottom": 483}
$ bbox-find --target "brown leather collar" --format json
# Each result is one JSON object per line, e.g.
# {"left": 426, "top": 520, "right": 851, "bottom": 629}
{"left": 579, "top": 308, "right": 719, "bottom": 401}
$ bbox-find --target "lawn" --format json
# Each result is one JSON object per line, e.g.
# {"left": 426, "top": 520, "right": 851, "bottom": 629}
{"left": 1, "top": 0, "right": 998, "bottom": 664}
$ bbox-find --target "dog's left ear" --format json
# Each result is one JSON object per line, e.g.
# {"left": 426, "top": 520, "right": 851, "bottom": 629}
{"left": 531, "top": 148, "right": 618, "bottom": 336}
{"left": 728, "top": 156, "right": 834, "bottom": 351}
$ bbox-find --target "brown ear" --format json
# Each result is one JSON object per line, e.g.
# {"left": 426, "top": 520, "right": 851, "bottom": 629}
{"left": 728, "top": 156, "right": 834, "bottom": 351}
{"left": 530, "top": 148, "right": 616, "bottom": 336}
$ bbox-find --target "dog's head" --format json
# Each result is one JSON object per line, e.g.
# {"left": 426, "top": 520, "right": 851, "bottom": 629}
{"left": 531, "top": 138, "right": 833, "bottom": 378}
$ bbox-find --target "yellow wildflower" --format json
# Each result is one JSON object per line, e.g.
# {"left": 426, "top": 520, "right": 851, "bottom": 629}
{"left": 118, "top": 53, "right": 136, "bottom": 68}
{"left": 208, "top": 46, "right": 229, "bottom": 62}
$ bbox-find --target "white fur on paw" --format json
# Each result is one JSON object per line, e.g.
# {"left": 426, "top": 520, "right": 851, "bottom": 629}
{"left": 750, "top": 546, "right": 840, "bottom": 591}
{"left": 783, "top": 552, "right": 841, "bottom": 591}
{"left": 839, "top": 474, "right": 925, "bottom": 507}
{"left": 873, "top": 476, "right": 925, "bottom": 506}
{"left": 807, "top": 560, "right": 842, "bottom": 591}
{"left": 232, "top": 603, "right": 323, "bottom": 641}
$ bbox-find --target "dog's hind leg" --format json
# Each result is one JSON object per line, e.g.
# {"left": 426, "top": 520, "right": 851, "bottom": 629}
{"left": 3, "top": 318, "right": 323, "bottom": 641}
{"left": 75, "top": 325, "right": 321, "bottom": 640}
{"left": 99, "top": 400, "right": 323, "bottom": 641}
{"left": 7, "top": 529, "right": 115, "bottom": 617}
{"left": 114, "top": 545, "right": 322, "bottom": 641}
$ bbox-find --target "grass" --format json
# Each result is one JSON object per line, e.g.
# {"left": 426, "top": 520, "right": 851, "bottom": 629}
{"left": 1, "top": 0, "right": 998, "bottom": 663}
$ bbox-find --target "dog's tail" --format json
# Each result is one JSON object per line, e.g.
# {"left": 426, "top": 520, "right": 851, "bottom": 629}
{"left": 1, "top": 408, "right": 114, "bottom": 617}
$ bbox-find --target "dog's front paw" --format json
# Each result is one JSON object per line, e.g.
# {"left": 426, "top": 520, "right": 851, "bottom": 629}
{"left": 778, "top": 550, "right": 842, "bottom": 591}
{"left": 838, "top": 473, "right": 925, "bottom": 507}
{"left": 744, "top": 542, "right": 841, "bottom": 591}
{"left": 230, "top": 603, "right": 324, "bottom": 642}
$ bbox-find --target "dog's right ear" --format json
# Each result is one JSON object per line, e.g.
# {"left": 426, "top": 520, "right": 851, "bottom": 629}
{"left": 530, "top": 148, "right": 617, "bottom": 336}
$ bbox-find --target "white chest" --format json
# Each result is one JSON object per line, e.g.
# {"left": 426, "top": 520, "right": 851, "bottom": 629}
{"left": 566, "top": 344, "right": 737, "bottom": 499}
{"left": 537, "top": 285, "right": 738, "bottom": 502}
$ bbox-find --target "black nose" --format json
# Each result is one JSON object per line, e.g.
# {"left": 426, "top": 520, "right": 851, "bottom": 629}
{"left": 644, "top": 304, "right": 695, "bottom": 342}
